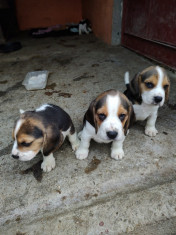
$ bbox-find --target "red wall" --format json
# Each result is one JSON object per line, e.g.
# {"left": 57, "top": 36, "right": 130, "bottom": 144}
{"left": 16, "top": 0, "right": 82, "bottom": 30}
{"left": 82, "top": 0, "right": 113, "bottom": 44}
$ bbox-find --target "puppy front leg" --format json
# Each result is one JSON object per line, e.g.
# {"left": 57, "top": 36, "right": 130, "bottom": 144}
{"left": 68, "top": 131, "right": 80, "bottom": 151}
{"left": 41, "top": 153, "right": 56, "bottom": 172}
{"left": 83, "top": 25, "right": 90, "bottom": 34}
{"left": 111, "top": 140, "right": 124, "bottom": 160}
{"left": 75, "top": 129, "right": 91, "bottom": 160}
{"left": 78, "top": 25, "right": 82, "bottom": 35}
{"left": 145, "top": 111, "right": 158, "bottom": 137}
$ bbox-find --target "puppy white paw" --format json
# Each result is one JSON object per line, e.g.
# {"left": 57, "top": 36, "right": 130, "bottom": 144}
{"left": 71, "top": 139, "right": 80, "bottom": 151}
{"left": 145, "top": 127, "right": 158, "bottom": 137}
{"left": 69, "top": 133, "right": 80, "bottom": 151}
{"left": 126, "top": 129, "right": 129, "bottom": 136}
{"left": 41, "top": 154, "right": 56, "bottom": 172}
{"left": 75, "top": 148, "right": 88, "bottom": 160}
{"left": 111, "top": 149, "right": 124, "bottom": 160}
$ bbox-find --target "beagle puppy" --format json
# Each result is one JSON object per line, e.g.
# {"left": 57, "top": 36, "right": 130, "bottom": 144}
{"left": 124, "top": 66, "right": 170, "bottom": 136}
{"left": 11, "top": 104, "right": 80, "bottom": 172}
{"left": 76, "top": 90, "right": 134, "bottom": 160}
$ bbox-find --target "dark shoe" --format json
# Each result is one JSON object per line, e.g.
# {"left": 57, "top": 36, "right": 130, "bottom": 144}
{"left": 0, "top": 42, "right": 22, "bottom": 53}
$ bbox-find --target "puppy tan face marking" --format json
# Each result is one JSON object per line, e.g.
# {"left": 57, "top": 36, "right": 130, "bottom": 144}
{"left": 96, "top": 105, "right": 108, "bottom": 128}
{"left": 117, "top": 105, "right": 128, "bottom": 128}
{"left": 118, "top": 93, "right": 134, "bottom": 134}
{"left": 162, "top": 77, "right": 170, "bottom": 89}
{"left": 16, "top": 119, "right": 44, "bottom": 152}
{"left": 139, "top": 67, "right": 158, "bottom": 93}
{"left": 17, "top": 133, "right": 43, "bottom": 153}
{"left": 162, "top": 75, "right": 170, "bottom": 101}
{"left": 140, "top": 75, "right": 157, "bottom": 92}
{"left": 12, "top": 117, "right": 44, "bottom": 161}
{"left": 140, "top": 69, "right": 169, "bottom": 95}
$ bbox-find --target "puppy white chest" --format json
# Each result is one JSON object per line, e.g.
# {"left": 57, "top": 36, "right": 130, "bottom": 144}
{"left": 133, "top": 103, "right": 159, "bottom": 121}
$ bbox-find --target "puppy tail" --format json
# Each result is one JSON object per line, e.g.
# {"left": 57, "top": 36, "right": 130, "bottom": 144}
{"left": 124, "top": 71, "right": 130, "bottom": 89}
{"left": 19, "top": 109, "right": 25, "bottom": 114}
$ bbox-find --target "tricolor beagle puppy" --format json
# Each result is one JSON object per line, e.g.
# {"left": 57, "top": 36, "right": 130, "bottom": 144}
{"left": 11, "top": 104, "right": 80, "bottom": 172}
{"left": 124, "top": 66, "right": 170, "bottom": 136}
{"left": 76, "top": 90, "right": 134, "bottom": 160}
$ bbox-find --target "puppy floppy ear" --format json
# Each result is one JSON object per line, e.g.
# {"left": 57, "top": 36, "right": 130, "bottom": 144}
{"left": 131, "top": 73, "right": 142, "bottom": 100}
{"left": 12, "top": 119, "right": 18, "bottom": 140}
{"left": 84, "top": 99, "right": 98, "bottom": 133}
{"left": 124, "top": 73, "right": 142, "bottom": 104}
{"left": 19, "top": 109, "right": 25, "bottom": 114}
{"left": 43, "top": 126, "right": 63, "bottom": 156}
{"left": 165, "top": 76, "right": 170, "bottom": 103}
{"left": 12, "top": 128, "right": 15, "bottom": 140}
{"left": 124, "top": 100, "right": 135, "bottom": 136}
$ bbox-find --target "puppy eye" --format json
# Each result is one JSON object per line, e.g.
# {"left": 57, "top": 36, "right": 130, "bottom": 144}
{"left": 163, "top": 84, "right": 169, "bottom": 90}
{"left": 98, "top": 113, "right": 106, "bottom": 121}
{"left": 119, "top": 113, "right": 126, "bottom": 122}
{"left": 145, "top": 82, "right": 154, "bottom": 89}
{"left": 20, "top": 141, "right": 32, "bottom": 147}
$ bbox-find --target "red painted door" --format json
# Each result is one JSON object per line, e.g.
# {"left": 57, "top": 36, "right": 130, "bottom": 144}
{"left": 121, "top": 0, "right": 176, "bottom": 69}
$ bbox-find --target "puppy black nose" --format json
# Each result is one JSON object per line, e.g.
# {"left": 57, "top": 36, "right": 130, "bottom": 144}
{"left": 107, "top": 131, "right": 118, "bottom": 139}
{"left": 154, "top": 96, "right": 163, "bottom": 103}
{"left": 12, "top": 154, "right": 19, "bottom": 159}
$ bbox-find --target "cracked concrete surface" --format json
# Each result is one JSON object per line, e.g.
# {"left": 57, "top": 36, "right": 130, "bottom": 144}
{"left": 0, "top": 34, "right": 176, "bottom": 234}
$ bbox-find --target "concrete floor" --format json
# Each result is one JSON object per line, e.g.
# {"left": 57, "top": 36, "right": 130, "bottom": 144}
{"left": 0, "top": 34, "right": 176, "bottom": 235}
